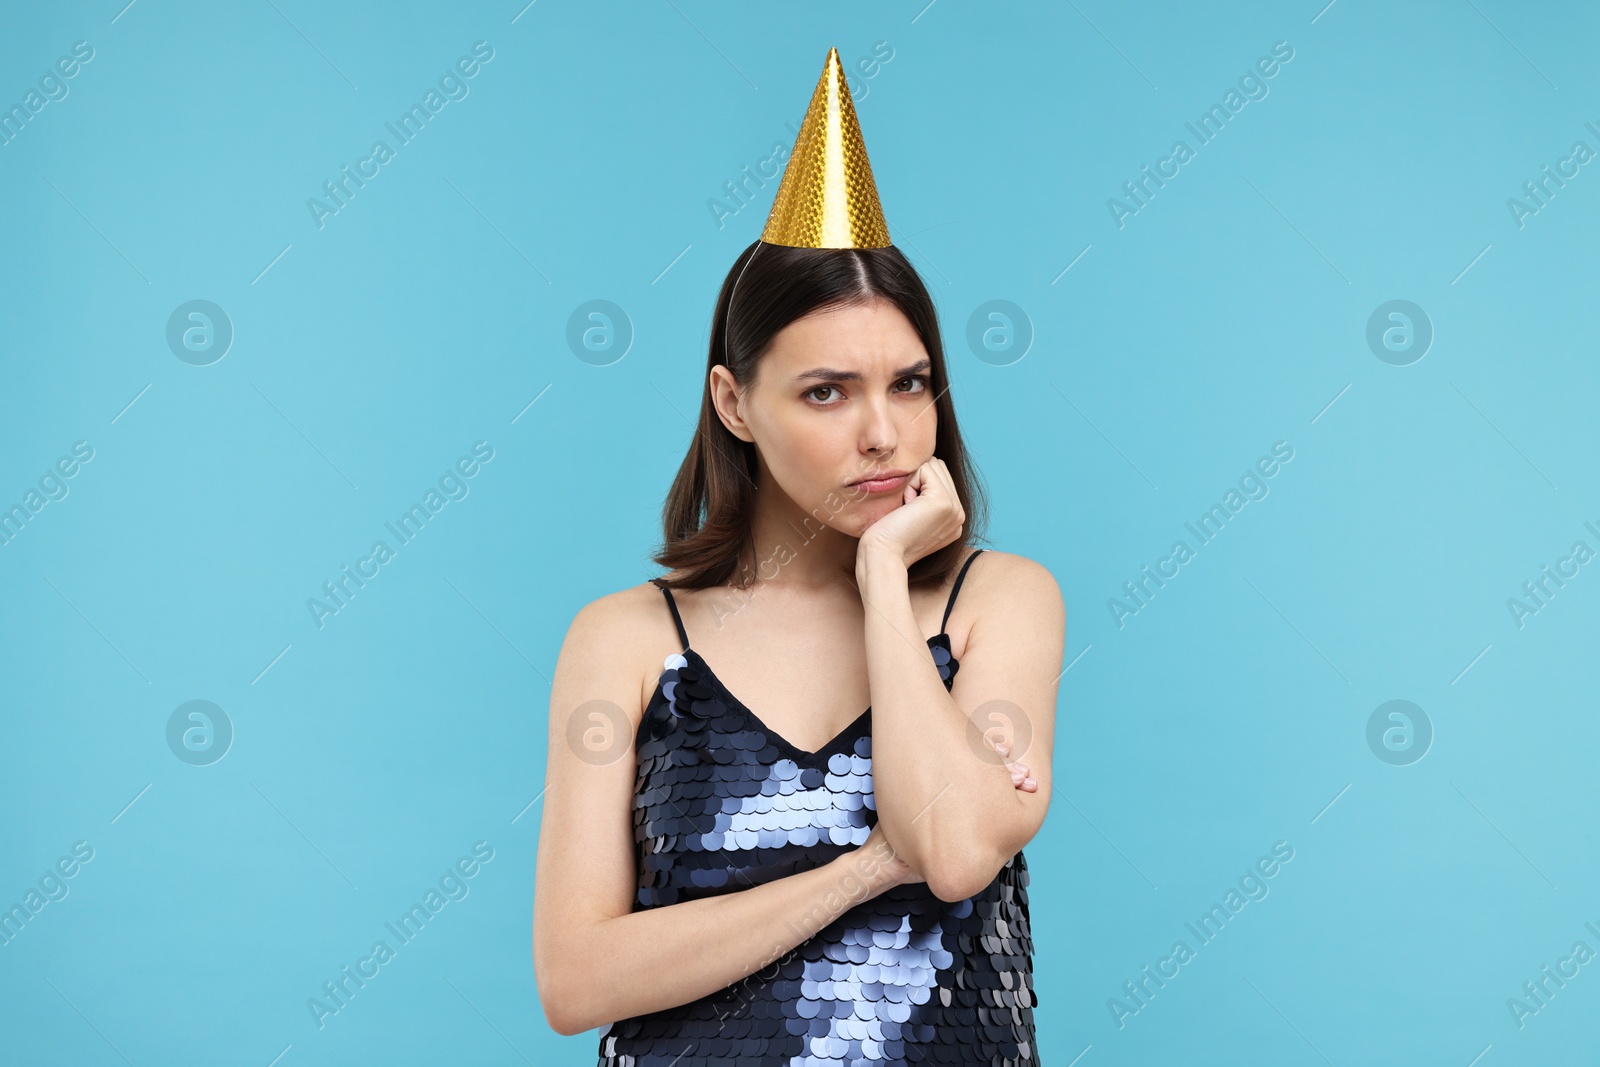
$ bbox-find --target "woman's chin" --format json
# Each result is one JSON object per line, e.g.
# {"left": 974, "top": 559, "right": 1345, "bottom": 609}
{"left": 842, "top": 502, "right": 902, "bottom": 535}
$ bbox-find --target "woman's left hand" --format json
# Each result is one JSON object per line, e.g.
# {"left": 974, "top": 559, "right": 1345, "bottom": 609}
{"left": 855, "top": 457, "right": 966, "bottom": 571}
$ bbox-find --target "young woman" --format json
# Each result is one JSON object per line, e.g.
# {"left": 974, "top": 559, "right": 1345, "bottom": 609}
{"left": 533, "top": 49, "right": 1064, "bottom": 1065}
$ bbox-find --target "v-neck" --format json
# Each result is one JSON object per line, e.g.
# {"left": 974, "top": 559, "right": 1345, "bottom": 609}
{"left": 662, "top": 632, "right": 959, "bottom": 764}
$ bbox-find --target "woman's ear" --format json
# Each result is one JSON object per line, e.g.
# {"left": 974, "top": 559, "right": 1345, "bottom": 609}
{"left": 709, "top": 365, "right": 755, "bottom": 443}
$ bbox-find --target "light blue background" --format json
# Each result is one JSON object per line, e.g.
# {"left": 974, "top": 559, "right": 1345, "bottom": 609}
{"left": 3, "top": 0, "right": 1597, "bottom": 1063}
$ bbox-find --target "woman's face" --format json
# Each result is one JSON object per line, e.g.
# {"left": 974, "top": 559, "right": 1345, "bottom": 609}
{"left": 712, "top": 297, "right": 938, "bottom": 537}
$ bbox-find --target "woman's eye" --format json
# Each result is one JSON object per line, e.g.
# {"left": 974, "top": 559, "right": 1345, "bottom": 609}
{"left": 808, "top": 377, "right": 926, "bottom": 404}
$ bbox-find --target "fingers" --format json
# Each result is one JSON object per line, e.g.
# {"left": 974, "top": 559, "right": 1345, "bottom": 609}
{"left": 990, "top": 738, "right": 1036, "bottom": 791}
{"left": 901, "top": 465, "right": 926, "bottom": 505}
{"left": 918, "top": 457, "right": 955, "bottom": 499}
{"left": 926, "top": 458, "right": 964, "bottom": 538}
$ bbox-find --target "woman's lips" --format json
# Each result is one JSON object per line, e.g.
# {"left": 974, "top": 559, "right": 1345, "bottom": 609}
{"left": 852, "top": 472, "right": 909, "bottom": 494}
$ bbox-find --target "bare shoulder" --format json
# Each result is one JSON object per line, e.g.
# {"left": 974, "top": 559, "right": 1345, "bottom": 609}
{"left": 965, "top": 549, "right": 1065, "bottom": 627}
{"left": 553, "top": 578, "right": 682, "bottom": 715}
{"left": 562, "top": 579, "right": 670, "bottom": 647}
{"left": 560, "top": 579, "right": 678, "bottom": 662}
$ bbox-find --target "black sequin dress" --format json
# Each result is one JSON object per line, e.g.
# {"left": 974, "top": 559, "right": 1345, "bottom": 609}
{"left": 598, "top": 549, "right": 1038, "bottom": 1066}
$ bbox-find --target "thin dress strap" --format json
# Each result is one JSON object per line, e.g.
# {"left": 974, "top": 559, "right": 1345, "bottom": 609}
{"left": 650, "top": 578, "right": 690, "bottom": 652}
{"left": 940, "top": 548, "right": 986, "bottom": 634}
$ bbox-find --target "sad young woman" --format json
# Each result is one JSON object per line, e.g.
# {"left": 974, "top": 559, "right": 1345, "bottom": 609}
{"left": 534, "top": 48, "right": 1065, "bottom": 1066}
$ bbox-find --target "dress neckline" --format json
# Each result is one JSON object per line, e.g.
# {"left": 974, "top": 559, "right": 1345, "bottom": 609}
{"left": 660, "top": 631, "right": 958, "bottom": 764}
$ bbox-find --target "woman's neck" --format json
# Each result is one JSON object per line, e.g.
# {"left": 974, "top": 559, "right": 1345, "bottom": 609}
{"left": 742, "top": 482, "right": 861, "bottom": 592}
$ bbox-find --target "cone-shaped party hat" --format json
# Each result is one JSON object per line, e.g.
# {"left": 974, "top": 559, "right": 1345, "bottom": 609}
{"left": 760, "top": 47, "right": 892, "bottom": 249}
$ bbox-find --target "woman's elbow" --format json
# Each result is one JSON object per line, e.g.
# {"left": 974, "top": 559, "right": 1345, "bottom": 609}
{"left": 924, "top": 842, "right": 1011, "bottom": 903}
{"left": 544, "top": 1007, "right": 589, "bottom": 1039}
{"left": 537, "top": 980, "right": 594, "bottom": 1037}
{"left": 535, "top": 952, "right": 595, "bottom": 1036}
{"left": 927, "top": 870, "right": 986, "bottom": 904}
{"left": 540, "top": 1000, "right": 576, "bottom": 1037}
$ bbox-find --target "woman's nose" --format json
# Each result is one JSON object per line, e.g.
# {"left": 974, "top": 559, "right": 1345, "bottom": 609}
{"left": 859, "top": 400, "right": 896, "bottom": 453}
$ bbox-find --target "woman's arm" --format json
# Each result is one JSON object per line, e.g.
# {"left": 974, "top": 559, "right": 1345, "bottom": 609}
{"left": 532, "top": 592, "right": 914, "bottom": 1036}
{"left": 857, "top": 546, "right": 1064, "bottom": 903}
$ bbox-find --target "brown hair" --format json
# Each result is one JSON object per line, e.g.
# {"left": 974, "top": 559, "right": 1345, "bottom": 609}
{"left": 651, "top": 240, "right": 989, "bottom": 590}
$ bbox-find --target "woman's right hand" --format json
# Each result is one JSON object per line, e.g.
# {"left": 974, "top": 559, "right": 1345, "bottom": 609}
{"left": 991, "top": 738, "right": 1038, "bottom": 792}
{"left": 856, "top": 823, "right": 923, "bottom": 891}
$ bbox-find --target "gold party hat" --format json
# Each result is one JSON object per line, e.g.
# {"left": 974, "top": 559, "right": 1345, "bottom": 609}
{"left": 761, "top": 47, "right": 892, "bottom": 249}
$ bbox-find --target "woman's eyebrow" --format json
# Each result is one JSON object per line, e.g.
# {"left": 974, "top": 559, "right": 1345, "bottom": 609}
{"left": 795, "top": 358, "right": 931, "bottom": 383}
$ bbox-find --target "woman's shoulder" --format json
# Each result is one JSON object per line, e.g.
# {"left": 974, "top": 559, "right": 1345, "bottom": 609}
{"left": 569, "top": 575, "right": 675, "bottom": 633}
{"left": 966, "top": 547, "right": 1056, "bottom": 583}
{"left": 963, "top": 548, "right": 1064, "bottom": 616}
{"left": 554, "top": 577, "right": 685, "bottom": 716}
{"left": 564, "top": 576, "right": 680, "bottom": 649}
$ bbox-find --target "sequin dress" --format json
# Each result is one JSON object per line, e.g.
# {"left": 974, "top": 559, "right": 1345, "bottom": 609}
{"left": 597, "top": 549, "right": 1038, "bottom": 1066}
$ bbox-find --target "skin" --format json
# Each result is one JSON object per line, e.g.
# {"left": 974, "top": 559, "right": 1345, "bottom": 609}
{"left": 532, "top": 296, "right": 1065, "bottom": 1036}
